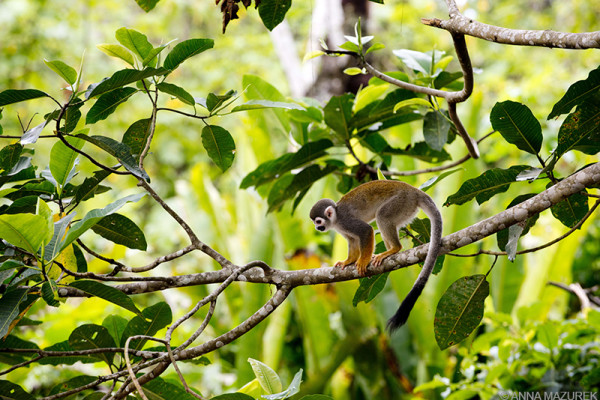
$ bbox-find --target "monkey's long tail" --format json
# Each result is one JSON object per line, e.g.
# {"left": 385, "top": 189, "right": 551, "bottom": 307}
{"left": 387, "top": 195, "right": 443, "bottom": 332}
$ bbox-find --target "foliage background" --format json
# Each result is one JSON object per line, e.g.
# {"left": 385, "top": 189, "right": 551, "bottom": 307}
{"left": 0, "top": 0, "right": 599, "bottom": 398}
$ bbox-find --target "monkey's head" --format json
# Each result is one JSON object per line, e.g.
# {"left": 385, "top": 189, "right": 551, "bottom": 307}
{"left": 310, "top": 199, "right": 337, "bottom": 232}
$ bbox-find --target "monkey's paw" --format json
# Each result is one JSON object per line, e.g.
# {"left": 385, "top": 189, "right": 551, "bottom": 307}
{"left": 355, "top": 259, "right": 369, "bottom": 276}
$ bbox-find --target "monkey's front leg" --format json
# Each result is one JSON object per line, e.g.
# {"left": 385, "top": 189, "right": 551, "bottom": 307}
{"left": 335, "top": 236, "right": 360, "bottom": 270}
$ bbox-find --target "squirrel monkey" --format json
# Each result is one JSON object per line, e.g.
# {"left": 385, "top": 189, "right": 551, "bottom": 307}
{"left": 309, "top": 180, "right": 443, "bottom": 330}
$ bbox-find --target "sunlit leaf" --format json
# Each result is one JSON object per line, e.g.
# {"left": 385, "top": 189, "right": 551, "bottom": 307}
{"left": 43, "top": 59, "right": 77, "bottom": 85}
{"left": 135, "top": 0, "right": 160, "bottom": 12}
{"left": 0, "top": 288, "right": 30, "bottom": 339}
{"left": 96, "top": 44, "right": 135, "bottom": 66}
{"left": 0, "top": 213, "right": 50, "bottom": 255}
{"left": 230, "top": 100, "right": 304, "bottom": 112}
{"left": 324, "top": 94, "right": 354, "bottom": 139}
{"left": 0, "top": 89, "right": 49, "bottom": 107}
{"left": 248, "top": 358, "right": 282, "bottom": 394}
{"left": 163, "top": 38, "right": 214, "bottom": 71}
{"left": 423, "top": 110, "right": 450, "bottom": 151}
{"left": 115, "top": 27, "right": 153, "bottom": 61}
{"left": 50, "top": 136, "right": 85, "bottom": 192}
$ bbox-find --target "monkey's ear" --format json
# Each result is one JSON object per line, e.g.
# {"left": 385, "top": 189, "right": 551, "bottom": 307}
{"left": 324, "top": 206, "right": 335, "bottom": 220}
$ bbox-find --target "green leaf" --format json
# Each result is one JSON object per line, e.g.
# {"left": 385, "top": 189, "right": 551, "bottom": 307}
{"left": 68, "top": 324, "right": 116, "bottom": 365}
{"left": 49, "top": 376, "right": 98, "bottom": 397}
{"left": 419, "top": 168, "right": 462, "bottom": 192}
{"left": 43, "top": 213, "right": 75, "bottom": 261}
{"left": 64, "top": 98, "right": 84, "bottom": 134}
{"left": 555, "top": 94, "right": 600, "bottom": 158}
{"left": 444, "top": 165, "right": 530, "bottom": 206}
{"left": 201, "top": 125, "right": 236, "bottom": 172}
{"left": 434, "top": 275, "right": 489, "bottom": 350}
{"left": 392, "top": 98, "right": 433, "bottom": 113}
{"left": 497, "top": 194, "right": 539, "bottom": 251}
{"left": 60, "top": 193, "right": 145, "bottom": 251}
{"left": 74, "top": 169, "right": 112, "bottom": 204}
{"left": 142, "top": 40, "right": 176, "bottom": 67}
{"left": 343, "top": 67, "right": 364, "bottom": 76}
{"left": 240, "top": 139, "right": 333, "bottom": 189}
{"left": 299, "top": 396, "right": 335, "bottom": 400}
{"left": 75, "top": 135, "right": 149, "bottom": 181}
{"left": 115, "top": 27, "right": 153, "bottom": 62}
{"left": 324, "top": 94, "right": 354, "bottom": 139}
{"left": 353, "top": 272, "right": 390, "bottom": 306}
{"left": 163, "top": 38, "right": 214, "bottom": 71}
{"left": 140, "top": 377, "right": 201, "bottom": 400}
{"left": 550, "top": 189, "right": 589, "bottom": 228}
{"left": 69, "top": 280, "right": 142, "bottom": 316}
{"left": 156, "top": 82, "right": 195, "bottom": 105}
{"left": 41, "top": 281, "right": 60, "bottom": 307}
{"left": 0, "top": 144, "right": 23, "bottom": 174}
{"left": 423, "top": 110, "right": 451, "bottom": 151}
{"left": 102, "top": 315, "right": 128, "bottom": 348}
{"left": 91, "top": 213, "right": 147, "bottom": 250}
{"left": 87, "top": 67, "right": 167, "bottom": 98}
{"left": 230, "top": 100, "right": 304, "bottom": 112}
{"left": 393, "top": 49, "right": 444, "bottom": 75}
{"left": 120, "top": 302, "right": 172, "bottom": 349}
{"left": 257, "top": 0, "right": 292, "bottom": 31}
{"left": 43, "top": 59, "right": 77, "bottom": 85}
{"left": 135, "top": 0, "right": 160, "bottom": 12}
{"left": 379, "top": 141, "right": 451, "bottom": 163}
{"left": 50, "top": 136, "right": 85, "bottom": 192}
{"left": 122, "top": 118, "right": 152, "bottom": 159}
{"left": 548, "top": 66, "right": 600, "bottom": 119}
{"left": 96, "top": 44, "right": 135, "bottom": 67}
{"left": 0, "top": 381, "right": 35, "bottom": 400}
{"left": 248, "top": 358, "right": 282, "bottom": 394}
{"left": 206, "top": 91, "right": 236, "bottom": 113}
{"left": 490, "top": 101, "right": 542, "bottom": 155}
{"left": 38, "top": 340, "right": 96, "bottom": 366}
{"left": 0, "top": 89, "right": 49, "bottom": 107}
{"left": 86, "top": 87, "right": 137, "bottom": 124}
{"left": 211, "top": 394, "right": 255, "bottom": 400}
{"left": 366, "top": 42, "right": 385, "bottom": 54}
{"left": 0, "top": 288, "right": 30, "bottom": 339}
{"left": 0, "top": 213, "right": 51, "bottom": 255}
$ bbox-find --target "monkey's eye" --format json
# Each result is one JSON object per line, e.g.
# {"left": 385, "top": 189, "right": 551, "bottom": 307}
{"left": 314, "top": 217, "right": 325, "bottom": 225}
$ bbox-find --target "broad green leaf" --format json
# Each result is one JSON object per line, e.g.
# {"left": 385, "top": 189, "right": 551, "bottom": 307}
{"left": 497, "top": 194, "right": 539, "bottom": 251}
{"left": 378, "top": 141, "right": 451, "bottom": 163}
{"left": 69, "top": 280, "right": 142, "bottom": 316}
{"left": 0, "top": 144, "right": 23, "bottom": 174}
{"left": 392, "top": 98, "right": 432, "bottom": 113}
{"left": 50, "top": 136, "right": 85, "bottom": 193}
{"left": 43, "top": 59, "right": 77, "bottom": 85}
{"left": 201, "top": 125, "right": 236, "bottom": 172}
{"left": 248, "top": 358, "right": 282, "bottom": 394}
{"left": 115, "top": 27, "right": 153, "bottom": 61}
{"left": 303, "top": 50, "right": 324, "bottom": 61}
{"left": 74, "top": 169, "right": 112, "bottom": 204}
{"left": 60, "top": 193, "right": 145, "bottom": 251}
{"left": 490, "top": 101, "right": 542, "bottom": 155}
{"left": 121, "top": 118, "right": 152, "bottom": 159}
{"left": 267, "top": 164, "right": 337, "bottom": 212}
{"left": 0, "top": 335, "right": 39, "bottom": 365}
{"left": 242, "top": 74, "right": 290, "bottom": 133}
{"left": 38, "top": 340, "right": 96, "bottom": 366}
{"left": 230, "top": 100, "right": 304, "bottom": 112}
{"left": 64, "top": 98, "right": 84, "bottom": 134}
{"left": 444, "top": 165, "right": 530, "bottom": 206}
{"left": 91, "top": 213, "right": 147, "bottom": 250}
{"left": 142, "top": 40, "right": 176, "bottom": 67}
{"left": 0, "top": 288, "right": 30, "bottom": 339}
{"left": 240, "top": 139, "right": 333, "bottom": 189}
{"left": 0, "top": 381, "right": 35, "bottom": 400}
{"left": 423, "top": 110, "right": 451, "bottom": 151}
{"left": 0, "top": 213, "right": 50, "bottom": 255}
{"left": 74, "top": 135, "right": 149, "bottom": 181}
{"left": 339, "top": 41, "right": 360, "bottom": 53}
{"left": 211, "top": 394, "right": 255, "bottom": 400}
{"left": 69, "top": 324, "right": 116, "bottom": 365}
{"left": 393, "top": 49, "right": 445, "bottom": 75}
{"left": 96, "top": 44, "right": 135, "bottom": 66}
{"left": 0, "top": 89, "right": 49, "bottom": 107}
{"left": 555, "top": 94, "right": 600, "bottom": 158}
{"left": 41, "top": 281, "right": 60, "bottom": 307}
{"left": 263, "top": 369, "right": 303, "bottom": 400}
{"left": 206, "top": 91, "right": 236, "bottom": 113}
{"left": 550, "top": 189, "right": 589, "bottom": 228}
{"left": 351, "top": 89, "right": 419, "bottom": 133}
{"left": 434, "top": 275, "right": 489, "bottom": 350}
{"left": 102, "top": 315, "right": 128, "bottom": 348}
{"left": 257, "top": 0, "right": 292, "bottom": 31}
{"left": 87, "top": 67, "right": 167, "bottom": 98}
{"left": 366, "top": 42, "right": 385, "bottom": 54}
{"left": 140, "top": 377, "right": 200, "bottom": 400}
{"left": 324, "top": 94, "right": 354, "bottom": 139}
{"left": 163, "top": 38, "right": 214, "bottom": 71}
{"left": 156, "top": 82, "right": 195, "bottom": 105}
{"left": 353, "top": 273, "right": 390, "bottom": 306}
{"left": 49, "top": 376, "right": 97, "bottom": 397}
{"left": 548, "top": 66, "right": 600, "bottom": 119}
{"left": 86, "top": 87, "right": 137, "bottom": 124}
{"left": 536, "top": 321, "right": 559, "bottom": 350}
{"left": 135, "top": 0, "right": 160, "bottom": 12}
{"left": 120, "top": 302, "right": 172, "bottom": 349}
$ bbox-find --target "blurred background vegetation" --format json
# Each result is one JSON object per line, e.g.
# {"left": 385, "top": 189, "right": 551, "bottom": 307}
{"left": 1, "top": 0, "right": 599, "bottom": 398}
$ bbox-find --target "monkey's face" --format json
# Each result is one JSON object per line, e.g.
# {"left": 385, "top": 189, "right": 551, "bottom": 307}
{"left": 312, "top": 216, "right": 331, "bottom": 232}
{"left": 310, "top": 199, "right": 336, "bottom": 233}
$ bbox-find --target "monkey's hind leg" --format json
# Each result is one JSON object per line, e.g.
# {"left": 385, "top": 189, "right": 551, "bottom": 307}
{"left": 372, "top": 201, "right": 406, "bottom": 266}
